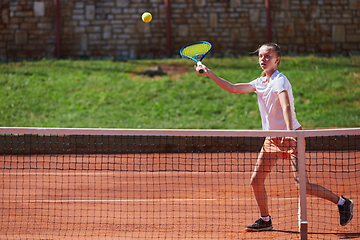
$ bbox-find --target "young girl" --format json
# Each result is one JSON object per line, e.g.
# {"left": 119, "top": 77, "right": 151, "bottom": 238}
{"left": 195, "top": 43, "right": 354, "bottom": 231}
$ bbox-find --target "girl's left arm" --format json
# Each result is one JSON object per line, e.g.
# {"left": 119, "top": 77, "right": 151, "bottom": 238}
{"left": 279, "top": 90, "right": 293, "bottom": 131}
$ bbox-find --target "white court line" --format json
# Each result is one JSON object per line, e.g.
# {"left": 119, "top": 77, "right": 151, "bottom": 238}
{"left": 1, "top": 199, "right": 217, "bottom": 203}
{"left": 1, "top": 172, "right": 117, "bottom": 176}
{"left": 0, "top": 172, "right": 252, "bottom": 176}
{"left": 1, "top": 197, "right": 300, "bottom": 203}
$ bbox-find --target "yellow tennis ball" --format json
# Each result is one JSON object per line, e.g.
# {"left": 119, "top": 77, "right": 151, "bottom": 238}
{"left": 142, "top": 12, "right": 152, "bottom": 23}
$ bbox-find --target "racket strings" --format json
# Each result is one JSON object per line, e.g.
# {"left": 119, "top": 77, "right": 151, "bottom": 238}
{"left": 181, "top": 43, "right": 211, "bottom": 58}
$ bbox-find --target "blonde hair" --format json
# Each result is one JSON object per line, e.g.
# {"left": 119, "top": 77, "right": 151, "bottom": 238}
{"left": 256, "top": 43, "right": 281, "bottom": 77}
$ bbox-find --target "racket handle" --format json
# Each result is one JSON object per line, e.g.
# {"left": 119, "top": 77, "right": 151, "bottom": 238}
{"left": 197, "top": 61, "right": 204, "bottom": 74}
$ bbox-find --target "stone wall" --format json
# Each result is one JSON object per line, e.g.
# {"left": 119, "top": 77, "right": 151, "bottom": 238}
{"left": 1, "top": 1, "right": 57, "bottom": 60}
{"left": 0, "top": 0, "right": 359, "bottom": 61}
{"left": 270, "top": 0, "right": 360, "bottom": 54}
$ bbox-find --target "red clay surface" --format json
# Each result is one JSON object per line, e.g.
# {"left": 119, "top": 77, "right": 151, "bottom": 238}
{"left": 0, "top": 152, "right": 359, "bottom": 239}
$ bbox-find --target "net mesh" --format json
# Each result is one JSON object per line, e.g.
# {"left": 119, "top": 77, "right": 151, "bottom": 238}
{"left": 0, "top": 128, "right": 359, "bottom": 239}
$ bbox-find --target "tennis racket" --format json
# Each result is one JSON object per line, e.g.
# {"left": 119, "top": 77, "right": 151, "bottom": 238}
{"left": 180, "top": 41, "right": 212, "bottom": 74}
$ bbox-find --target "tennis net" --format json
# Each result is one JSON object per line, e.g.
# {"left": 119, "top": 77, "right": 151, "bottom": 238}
{"left": 0, "top": 127, "right": 359, "bottom": 239}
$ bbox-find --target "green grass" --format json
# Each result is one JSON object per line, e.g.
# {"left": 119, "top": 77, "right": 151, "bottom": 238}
{"left": 0, "top": 56, "right": 359, "bottom": 129}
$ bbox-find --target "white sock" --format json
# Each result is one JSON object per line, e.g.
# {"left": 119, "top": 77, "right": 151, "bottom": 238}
{"left": 261, "top": 215, "right": 270, "bottom": 222}
{"left": 337, "top": 197, "right": 345, "bottom": 206}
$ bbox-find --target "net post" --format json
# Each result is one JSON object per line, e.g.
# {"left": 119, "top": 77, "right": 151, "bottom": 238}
{"left": 297, "top": 130, "right": 307, "bottom": 240}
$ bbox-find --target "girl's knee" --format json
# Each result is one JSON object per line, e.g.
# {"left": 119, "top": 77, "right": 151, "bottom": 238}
{"left": 250, "top": 175, "right": 265, "bottom": 187}
{"left": 293, "top": 180, "right": 313, "bottom": 192}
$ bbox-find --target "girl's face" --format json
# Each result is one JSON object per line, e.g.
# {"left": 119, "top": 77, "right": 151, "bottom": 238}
{"left": 258, "top": 46, "right": 280, "bottom": 72}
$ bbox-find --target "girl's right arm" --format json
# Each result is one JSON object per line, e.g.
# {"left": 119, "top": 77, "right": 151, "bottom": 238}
{"left": 195, "top": 64, "right": 255, "bottom": 94}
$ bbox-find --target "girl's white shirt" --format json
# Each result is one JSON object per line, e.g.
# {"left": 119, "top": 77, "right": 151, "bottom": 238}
{"left": 249, "top": 70, "right": 301, "bottom": 131}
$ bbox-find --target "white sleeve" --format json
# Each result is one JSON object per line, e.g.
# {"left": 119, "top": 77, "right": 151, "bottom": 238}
{"left": 249, "top": 78, "right": 260, "bottom": 91}
{"left": 273, "top": 76, "right": 287, "bottom": 94}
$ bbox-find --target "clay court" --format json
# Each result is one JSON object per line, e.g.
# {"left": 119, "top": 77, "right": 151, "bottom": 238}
{"left": 1, "top": 151, "right": 359, "bottom": 239}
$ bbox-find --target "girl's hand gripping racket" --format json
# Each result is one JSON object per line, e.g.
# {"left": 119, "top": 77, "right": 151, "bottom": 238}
{"left": 180, "top": 41, "right": 212, "bottom": 74}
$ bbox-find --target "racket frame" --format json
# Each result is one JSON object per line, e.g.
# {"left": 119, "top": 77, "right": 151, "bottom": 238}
{"left": 180, "top": 41, "right": 212, "bottom": 73}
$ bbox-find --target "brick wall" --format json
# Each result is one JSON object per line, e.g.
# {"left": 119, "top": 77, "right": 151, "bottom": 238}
{"left": 0, "top": 0, "right": 359, "bottom": 61}
{"left": 270, "top": 0, "right": 360, "bottom": 54}
{"left": 0, "top": 1, "right": 57, "bottom": 60}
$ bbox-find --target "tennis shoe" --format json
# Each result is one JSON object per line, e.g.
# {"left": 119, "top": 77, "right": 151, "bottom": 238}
{"left": 338, "top": 196, "right": 354, "bottom": 226}
{"left": 245, "top": 218, "right": 273, "bottom": 232}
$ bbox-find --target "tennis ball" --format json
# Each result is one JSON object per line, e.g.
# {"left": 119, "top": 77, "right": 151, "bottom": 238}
{"left": 142, "top": 12, "right": 152, "bottom": 23}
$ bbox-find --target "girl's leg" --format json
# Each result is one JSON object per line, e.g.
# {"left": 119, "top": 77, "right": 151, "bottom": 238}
{"left": 289, "top": 139, "right": 353, "bottom": 226}
{"left": 306, "top": 182, "right": 339, "bottom": 204}
{"left": 250, "top": 150, "right": 279, "bottom": 217}
{"left": 289, "top": 154, "right": 339, "bottom": 204}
